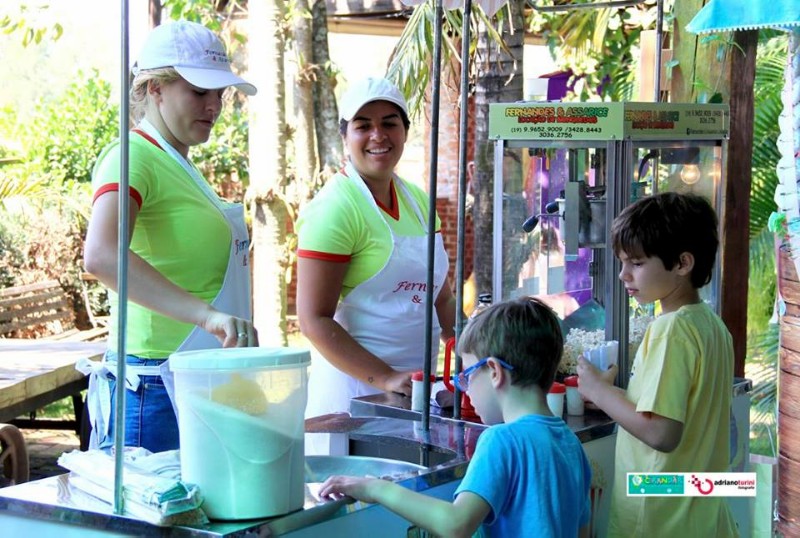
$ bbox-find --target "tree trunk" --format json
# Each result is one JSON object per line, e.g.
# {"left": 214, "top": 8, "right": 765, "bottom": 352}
{"left": 671, "top": 6, "right": 753, "bottom": 377}
{"left": 311, "top": 0, "right": 343, "bottom": 180}
{"left": 293, "top": 0, "right": 318, "bottom": 193}
{"left": 472, "top": 0, "right": 524, "bottom": 297}
{"left": 721, "top": 30, "right": 757, "bottom": 378}
{"left": 248, "top": 0, "right": 289, "bottom": 346}
{"left": 148, "top": 0, "right": 161, "bottom": 29}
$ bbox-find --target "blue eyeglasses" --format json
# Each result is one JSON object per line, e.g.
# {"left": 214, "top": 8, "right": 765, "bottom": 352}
{"left": 453, "top": 357, "right": 515, "bottom": 392}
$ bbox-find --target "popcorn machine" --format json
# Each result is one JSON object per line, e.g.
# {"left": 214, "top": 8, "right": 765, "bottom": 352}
{"left": 487, "top": 101, "right": 730, "bottom": 384}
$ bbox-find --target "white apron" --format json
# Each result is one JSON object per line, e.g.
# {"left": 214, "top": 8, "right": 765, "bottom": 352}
{"left": 304, "top": 161, "right": 449, "bottom": 423}
{"left": 78, "top": 119, "right": 252, "bottom": 448}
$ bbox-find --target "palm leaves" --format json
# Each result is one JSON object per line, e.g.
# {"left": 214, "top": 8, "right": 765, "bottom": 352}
{"left": 527, "top": 2, "right": 651, "bottom": 101}
{"left": 386, "top": 1, "right": 507, "bottom": 116}
{"left": 750, "top": 34, "right": 787, "bottom": 237}
{"left": 746, "top": 32, "right": 788, "bottom": 456}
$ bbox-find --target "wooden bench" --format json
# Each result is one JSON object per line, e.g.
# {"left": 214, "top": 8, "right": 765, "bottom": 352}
{"left": 0, "top": 280, "right": 108, "bottom": 342}
{"left": 1, "top": 281, "right": 108, "bottom": 446}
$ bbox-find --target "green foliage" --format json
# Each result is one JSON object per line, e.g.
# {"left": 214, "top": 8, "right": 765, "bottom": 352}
{"left": 0, "top": 69, "right": 118, "bottom": 191}
{"left": 1, "top": 3, "right": 63, "bottom": 46}
{"left": 164, "top": 0, "right": 228, "bottom": 26}
{"left": 527, "top": 1, "right": 655, "bottom": 101}
{"left": 0, "top": 70, "right": 115, "bottom": 320}
{"left": 387, "top": 1, "right": 507, "bottom": 118}
{"left": 745, "top": 32, "right": 788, "bottom": 456}
{"left": 748, "top": 321, "right": 778, "bottom": 456}
{"left": 161, "top": 0, "right": 249, "bottom": 54}
{"left": 0, "top": 180, "right": 100, "bottom": 324}
{"left": 191, "top": 99, "right": 252, "bottom": 199}
{"left": 750, "top": 36, "right": 787, "bottom": 237}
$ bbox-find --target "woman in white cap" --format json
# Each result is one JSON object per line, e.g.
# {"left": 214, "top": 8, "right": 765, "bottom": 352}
{"left": 296, "top": 77, "right": 457, "bottom": 454}
{"left": 83, "top": 20, "right": 258, "bottom": 452}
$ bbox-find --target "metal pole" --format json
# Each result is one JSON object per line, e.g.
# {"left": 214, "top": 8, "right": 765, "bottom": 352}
{"left": 422, "top": 0, "right": 445, "bottom": 433}
{"left": 452, "top": 0, "right": 473, "bottom": 421}
{"left": 530, "top": 0, "right": 645, "bottom": 11}
{"left": 654, "top": 0, "right": 664, "bottom": 102}
{"left": 114, "top": 0, "right": 131, "bottom": 515}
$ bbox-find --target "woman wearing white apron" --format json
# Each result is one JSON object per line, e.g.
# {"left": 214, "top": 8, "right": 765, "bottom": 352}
{"left": 296, "top": 78, "right": 457, "bottom": 455}
{"left": 81, "top": 21, "right": 258, "bottom": 452}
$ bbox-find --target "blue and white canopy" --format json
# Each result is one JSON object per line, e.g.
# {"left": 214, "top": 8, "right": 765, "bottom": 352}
{"left": 686, "top": 0, "right": 800, "bottom": 34}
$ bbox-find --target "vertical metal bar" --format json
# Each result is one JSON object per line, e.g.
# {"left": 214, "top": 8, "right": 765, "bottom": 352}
{"left": 422, "top": 0, "right": 445, "bottom": 433}
{"left": 711, "top": 141, "right": 726, "bottom": 314}
{"left": 492, "top": 140, "right": 504, "bottom": 301}
{"left": 654, "top": 0, "right": 664, "bottom": 102}
{"left": 114, "top": 0, "right": 131, "bottom": 515}
{"left": 608, "top": 140, "right": 631, "bottom": 388}
{"left": 452, "top": 0, "right": 473, "bottom": 423}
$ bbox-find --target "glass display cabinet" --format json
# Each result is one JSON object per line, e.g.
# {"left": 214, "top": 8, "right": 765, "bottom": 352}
{"left": 487, "top": 102, "right": 730, "bottom": 385}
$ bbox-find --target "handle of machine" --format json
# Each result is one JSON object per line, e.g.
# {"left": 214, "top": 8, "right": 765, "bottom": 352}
{"left": 442, "top": 337, "right": 482, "bottom": 423}
{"left": 443, "top": 337, "right": 456, "bottom": 392}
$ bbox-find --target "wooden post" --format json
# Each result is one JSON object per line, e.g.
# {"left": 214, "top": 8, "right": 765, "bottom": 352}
{"left": 721, "top": 30, "right": 757, "bottom": 378}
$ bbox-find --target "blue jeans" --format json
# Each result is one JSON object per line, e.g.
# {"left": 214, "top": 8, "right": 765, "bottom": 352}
{"left": 99, "top": 355, "right": 179, "bottom": 453}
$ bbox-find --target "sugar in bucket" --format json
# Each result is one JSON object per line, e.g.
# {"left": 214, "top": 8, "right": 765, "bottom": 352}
{"left": 169, "top": 347, "right": 310, "bottom": 520}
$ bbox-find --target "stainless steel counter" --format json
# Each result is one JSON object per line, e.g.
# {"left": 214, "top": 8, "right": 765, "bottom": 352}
{"left": 349, "top": 391, "right": 617, "bottom": 443}
{"left": 0, "top": 378, "right": 749, "bottom": 536}
{"left": 0, "top": 404, "right": 616, "bottom": 536}
{"left": 0, "top": 415, "right": 480, "bottom": 537}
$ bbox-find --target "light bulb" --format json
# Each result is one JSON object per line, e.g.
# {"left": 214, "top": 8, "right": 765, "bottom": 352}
{"left": 680, "top": 164, "right": 701, "bottom": 185}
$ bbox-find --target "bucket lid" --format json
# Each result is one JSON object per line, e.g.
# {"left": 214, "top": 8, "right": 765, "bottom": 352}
{"left": 168, "top": 347, "right": 310, "bottom": 371}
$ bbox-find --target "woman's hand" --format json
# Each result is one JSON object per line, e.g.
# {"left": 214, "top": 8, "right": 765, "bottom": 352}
{"left": 380, "top": 370, "right": 413, "bottom": 397}
{"left": 201, "top": 310, "right": 258, "bottom": 348}
{"left": 298, "top": 257, "right": 416, "bottom": 393}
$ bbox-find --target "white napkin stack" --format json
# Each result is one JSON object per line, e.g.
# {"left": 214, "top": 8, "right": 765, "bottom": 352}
{"left": 58, "top": 449, "right": 207, "bottom": 527}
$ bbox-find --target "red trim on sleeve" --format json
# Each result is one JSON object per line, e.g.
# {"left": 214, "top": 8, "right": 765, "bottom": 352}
{"left": 132, "top": 129, "right": 164, "bottom": 151}
{"left": 92, "top": 184, "right": 143, "bottom": 209}
{"left": 297, "top": 249, "right": 351, "bottom": 263}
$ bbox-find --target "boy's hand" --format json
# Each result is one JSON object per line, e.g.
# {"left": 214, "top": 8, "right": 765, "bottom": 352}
{"left": 576, "top": 357, "right": 617, "bottom": 402}
{"left": 319, "top": 475, "right": 385, "bottom": 503}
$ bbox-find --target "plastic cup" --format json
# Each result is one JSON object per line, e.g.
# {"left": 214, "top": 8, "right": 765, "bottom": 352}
{"left": 584, "top": 340, "right": 619, "bottom": 371}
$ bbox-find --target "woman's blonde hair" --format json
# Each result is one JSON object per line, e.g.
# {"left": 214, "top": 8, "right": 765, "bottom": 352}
{"left": 129, "top": 67, "right": 182, "bottom": 124}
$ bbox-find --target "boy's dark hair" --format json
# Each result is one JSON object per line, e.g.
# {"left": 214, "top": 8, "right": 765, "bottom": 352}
{"left": 456, "top": 297, "right": 563, "bottom": 392}
{"left": 611, "top": 192, "right": 718, "bottom": 288}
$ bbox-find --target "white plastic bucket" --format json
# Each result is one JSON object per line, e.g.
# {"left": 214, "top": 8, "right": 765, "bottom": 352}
{"left": 169, "top": 347, "right": 310, "bottom": 520}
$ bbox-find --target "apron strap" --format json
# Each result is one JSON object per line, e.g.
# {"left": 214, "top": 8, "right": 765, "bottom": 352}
{"left": 75, "top": 358, "right": 164, "bottom": 450}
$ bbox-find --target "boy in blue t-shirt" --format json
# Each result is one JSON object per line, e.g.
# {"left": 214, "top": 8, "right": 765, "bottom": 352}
{"left": 320, "top": 297, "right": 592, "bottom": 537}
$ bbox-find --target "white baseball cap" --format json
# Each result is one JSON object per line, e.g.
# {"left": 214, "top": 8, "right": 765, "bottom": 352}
{"left": 133, "top": 20, "right": 257, "bottom": 96}
{"left": 339, "top": 77, "right": 409, "bottom": 122}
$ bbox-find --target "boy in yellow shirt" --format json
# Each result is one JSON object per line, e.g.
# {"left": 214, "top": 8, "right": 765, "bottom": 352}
{"left": 577, "top": 192, "right": 737, "bottom": 537}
